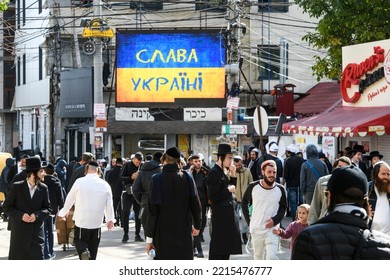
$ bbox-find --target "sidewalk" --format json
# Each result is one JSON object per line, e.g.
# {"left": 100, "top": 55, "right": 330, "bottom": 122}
{"left": 0, "top": 217, "right": 292, "bottom": 260}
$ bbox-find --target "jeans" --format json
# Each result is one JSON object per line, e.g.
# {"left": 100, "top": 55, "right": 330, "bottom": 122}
{"left": 287, "top": 187, "right": 302, "bottom": 220}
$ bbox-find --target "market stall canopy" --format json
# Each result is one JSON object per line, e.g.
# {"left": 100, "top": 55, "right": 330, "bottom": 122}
{"left": 282, "top": 106, "right": 390, "bottom": 137}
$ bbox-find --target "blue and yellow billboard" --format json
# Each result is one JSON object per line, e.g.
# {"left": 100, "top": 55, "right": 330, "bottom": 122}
{"left": 116, "top": 29, "right": 226, "bottom": 107}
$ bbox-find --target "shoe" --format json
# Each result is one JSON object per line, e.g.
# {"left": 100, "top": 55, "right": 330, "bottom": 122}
{"left": 197, "top": 251, "right": 204, "bottom": 258}
{"left": 135, "top": 235, "right": 144, "bottom": 242}
{"left": 193, "top": 249, "right": 198, "bottom": 257}
{"left": 50, "top": 253, "right": 56, "bottom": 260}
{"left": 122, "top": 234, "right": 129, "bottom": 243}
{"left": 80, "top": 251, "right": 90, "bottom": 260}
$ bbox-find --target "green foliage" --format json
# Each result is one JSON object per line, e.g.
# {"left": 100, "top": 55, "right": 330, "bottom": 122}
{"left": 0, "top": 0, "right": 9, "bottom": 11}
{"left": 294, "top": 0, "right": 390, "bottom": 80}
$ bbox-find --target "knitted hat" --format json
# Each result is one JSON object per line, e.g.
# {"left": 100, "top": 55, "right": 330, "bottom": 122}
{"left": 327, "top": 165, "right": 368, "bottom": 199}
{"left": 153, "top": 151, "right": 163, "bottom": 161}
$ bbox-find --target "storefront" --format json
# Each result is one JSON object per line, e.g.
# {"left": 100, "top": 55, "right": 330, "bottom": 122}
{"left": 282, "top": 39, "right": 390, "bottom": 162}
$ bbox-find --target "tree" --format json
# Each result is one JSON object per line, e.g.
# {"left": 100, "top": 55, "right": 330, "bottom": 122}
{"left": 295, "top": 0, "right": 390, "bottom": 81}
{"left": 0, "top": 0, "right": 9, "bottom": 11}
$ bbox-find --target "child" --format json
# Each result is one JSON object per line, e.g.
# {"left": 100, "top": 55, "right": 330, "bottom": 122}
{"left": 273, "top": 204, "right": 310, "bottom": 250}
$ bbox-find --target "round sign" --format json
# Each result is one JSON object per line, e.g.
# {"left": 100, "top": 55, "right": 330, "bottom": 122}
{"left": 253, "top": 106, "right": 269, "bottom": 136}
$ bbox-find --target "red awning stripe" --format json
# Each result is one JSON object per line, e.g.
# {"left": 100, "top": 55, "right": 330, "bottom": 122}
{"left": 282, "top": 106, "right": 390, "bottom": 136}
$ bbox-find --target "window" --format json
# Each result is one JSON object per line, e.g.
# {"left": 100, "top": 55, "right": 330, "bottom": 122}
{"left": 258, "top": 0, "right": 289, "bottom": 13}
{"left": 257, "top": 45, "right": 280, "bottom": 80}
{"left": 39, "top": 47, "right": 43, "bottom": 80}
{"left": 129, "top": 0, "right": 163, "bottom": 11}
{"left": 23, "top": 54, "right": 26, "bottom": 85}
{"left": 17, "top": 56, "right": 21, "bottom": 86}
{"left": 22, "top": 0, "right": 26, "bottom": 26}
{"left": 195, "top": 0, "right": 227, "bottom": 12}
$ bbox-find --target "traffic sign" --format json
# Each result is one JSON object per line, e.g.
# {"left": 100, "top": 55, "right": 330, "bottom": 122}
{"left": 253, "top": 106, "right": 269, "bottom": 136}
{"left": 222, "top": 125, "right": 248, "bottom": 135}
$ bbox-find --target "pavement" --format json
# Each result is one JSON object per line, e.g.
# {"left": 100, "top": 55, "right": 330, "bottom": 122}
{"left": 0, "top": 215, "right": 292, "bottom": 260}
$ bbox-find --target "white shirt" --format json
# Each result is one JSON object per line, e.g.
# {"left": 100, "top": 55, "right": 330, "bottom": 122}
{"left": 27, "top": 181, "right": 37, "bottom": 198}
{"left": 58, "top": 173, "right": 115, "bottom": 229}
{"left": 372, "top": 187, "right": 390, "bottom": 235}
{"left": 249, "top": 181, "right": 284, "bottom": 234}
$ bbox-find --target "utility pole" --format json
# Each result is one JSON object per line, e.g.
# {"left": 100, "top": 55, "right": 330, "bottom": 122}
{"left": 93, "top": 0, "right": 103, "bottom": 104}
{"left": 93, "top": 0, "right": 104, "bottom": 159}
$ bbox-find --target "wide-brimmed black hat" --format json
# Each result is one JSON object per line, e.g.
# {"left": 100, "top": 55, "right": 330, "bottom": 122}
{"left": 369, "top": 151, "right": 383, "bottom": 160}
{"left": 213, "top": 144, "right": 233, "bottom": 155}
{"left": 351, "top": 144, "right": 366, "bottom": 154}
{"left": 25, "top": 157, "right": 45, "bottom": 172}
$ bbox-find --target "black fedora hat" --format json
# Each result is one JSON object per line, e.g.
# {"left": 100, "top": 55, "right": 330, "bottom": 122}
{"left": 213, "top": 144, "right": 233, "bottom": 155}
{"left": 25, "top": 157, "right": 44, "bottom": 172}
{"left": 369, "top": 151, "right": 383, "bottom": 160}
{"left": 351, "top": 144, "right": 366, "bottom": 154}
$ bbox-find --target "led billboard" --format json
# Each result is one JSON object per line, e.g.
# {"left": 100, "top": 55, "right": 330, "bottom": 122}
{"left": 116, "top": 29, "right": 226, "bottom": 107}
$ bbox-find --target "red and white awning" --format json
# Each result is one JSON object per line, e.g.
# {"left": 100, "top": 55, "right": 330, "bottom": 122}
{"left": 282, "top": 106, "right": 390, "bottom": 137}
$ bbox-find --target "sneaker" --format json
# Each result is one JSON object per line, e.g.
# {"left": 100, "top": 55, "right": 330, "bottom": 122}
{"left": 135, "top": 235, "right": 144, "bottom": 242}
{"left": 197, "top": 251, "right": 204, "bottom": 258}
{"left": 80, "top": 251, "right": 90, "bottom": 260}
{"left": 122, "top": 234, "right": 129, "bottom": 243}
{"left": 193, "top": 249, "right": 198, "bottom": 257}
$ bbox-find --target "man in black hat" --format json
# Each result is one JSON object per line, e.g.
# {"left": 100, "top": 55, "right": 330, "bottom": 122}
{"left": 206, "top": 143, "right": 242, "bottom": 260}
{"left": 292, "top": 165, "right": 390, "bottom": 259}
{"left": 145, "top": 147, "right": 201, "bottom": 260}
{"left": 349, "top": 144, "right": 368, "bottom": 177}
{"left": 3, "top": 157, "right": 52, "bottom": 259}
{"left": 132, "top": 151, "right": 162, "bottom": 233}
{"left": 366, "top": 151, "right": 384, "bottom": 180}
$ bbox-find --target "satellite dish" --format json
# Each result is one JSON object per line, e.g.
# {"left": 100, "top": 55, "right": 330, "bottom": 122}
{"left": 253, "top": 106, "right": 269, "bottom": 136}
{"left": 83, "top": 41, "right": 95, "bottom": 55}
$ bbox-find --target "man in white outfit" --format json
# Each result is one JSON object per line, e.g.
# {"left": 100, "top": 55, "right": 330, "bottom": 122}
{"left": 58, "top": 161, "right": 115, "bottom": 260}
{"left": 242, "top": 160, "right": 287, "bottom": 260}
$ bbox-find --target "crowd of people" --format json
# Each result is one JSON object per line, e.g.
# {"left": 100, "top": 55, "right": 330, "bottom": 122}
{"left": 1, "top": 141, "right": 390, "bottom": 260}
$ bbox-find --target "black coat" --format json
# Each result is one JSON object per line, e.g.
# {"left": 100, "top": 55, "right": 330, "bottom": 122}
{"left": 206, "top": 164, "right": 242, "bottom": 256}
{"left": 3, "top": 180, "right": 52, "bottom": 260}
{"left": 291, "top": 211, "right": 390, "bottom": 260}
{"left": 106, "top": 165, "right": 124, "bottom": 198}
{"left": 146, "top": 164, "right": 201, "bottom": 260}
{"left": 43, "top": 175, "right": 64, "bottom": 215}
{"left": 67, "top": 164, "right": 86, "bottom": 192}
{"left": 132, "top": 160, "right": 162, "bottom": 208}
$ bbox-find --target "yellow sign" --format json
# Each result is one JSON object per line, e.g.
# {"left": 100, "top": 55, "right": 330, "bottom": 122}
{"left": 82, "top": 18, "right": 114, "bottom": 38}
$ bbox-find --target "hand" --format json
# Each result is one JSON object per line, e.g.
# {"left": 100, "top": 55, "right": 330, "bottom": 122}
{"left": 107, "top": 221, "right": 114, "bottom": 231}
{"left": 265, "top": 218, "right": 274, "bottom": 228}
{"left": 229, "top": 165, "right": 236, "bottom": 177}
{"left": 192, "top": 227, "right": 200, "bottom": 236}
{"left": 145, "top": 243, "right": 156, "bottom": 255}
{"left": 22, "top": 213, "right": 30, "bottom": 223}
{"left": 228, "top": 185, "right": 235, "bottom": 193}
{"left": 272, "top": 228, "right": 280, "bottom": 235}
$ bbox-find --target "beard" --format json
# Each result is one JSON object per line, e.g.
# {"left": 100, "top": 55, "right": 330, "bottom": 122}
{"left": 375, "top": 178, "right": 390, "bottom": 193}
{"left": 263, "top": 175, "right": 275, "bottom": 186}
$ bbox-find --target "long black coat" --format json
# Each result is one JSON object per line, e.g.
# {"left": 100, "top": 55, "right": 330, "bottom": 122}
{"left": 3, "top": 180, "right": 51, "bottom": 260}
{"left": 206, "top": 164, "right": 242, "bottom": 256}
{"left": 146, "top": 164, "right": 201, "bottom": 260}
